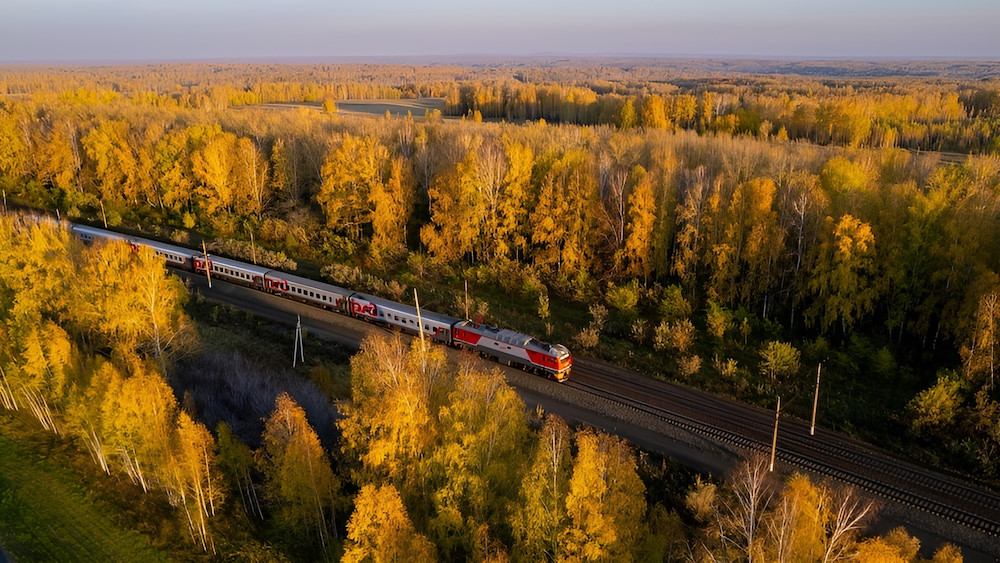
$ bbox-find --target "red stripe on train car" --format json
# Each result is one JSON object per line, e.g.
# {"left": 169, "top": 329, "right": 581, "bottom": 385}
{"left": 454, "top": 330, "right": 482, "bottom": 345}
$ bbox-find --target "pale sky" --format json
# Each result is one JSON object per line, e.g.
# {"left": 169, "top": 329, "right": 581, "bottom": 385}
{"left": 2, "top": 0, "right": 998, "bottom": 62}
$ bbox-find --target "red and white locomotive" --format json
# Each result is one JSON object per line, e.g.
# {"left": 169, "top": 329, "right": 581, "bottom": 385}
{"left": 453, "top": 321, "right": 572, "bottom": 380}
{"left": 71, "top": 224, "right": 573, "bottom": 381}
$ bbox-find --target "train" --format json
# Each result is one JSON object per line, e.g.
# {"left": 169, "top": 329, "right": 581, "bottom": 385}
{"left": 71, "top": 224, "right": 573, "bottom": 381}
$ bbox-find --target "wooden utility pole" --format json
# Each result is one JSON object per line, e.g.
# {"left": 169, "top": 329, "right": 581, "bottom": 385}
{"left": 811, "top": 363, "right": 822, "bottom": 436}
{"left": 770, "top": 396, "right": 781, "bottom": 472}
{"left": 464, "top": 279, "right": 470, "bottom": 321}
{"left": 2, "top": 189, "right": 6, "bottom": 214}
{"left": 292, "top": 315, "right": 305, "bottom": 367}
{"left": 414, "top": 288, "right": 426, "bottom": 353}
{"left": 100, "top": 200, "right": 108, "bottom": 228}
{"left": 201, "top": 240, "right": 212, "bottom": 288}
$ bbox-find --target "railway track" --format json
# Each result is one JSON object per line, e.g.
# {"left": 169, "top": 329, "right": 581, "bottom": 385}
{"left": 566, "top": 358, "right": 1000, "bottom": 540}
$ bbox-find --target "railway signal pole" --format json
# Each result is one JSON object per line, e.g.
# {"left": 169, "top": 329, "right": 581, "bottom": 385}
{"left": 292, "top": 315, "right": 305, "bottom": 367}
{"left": 811, "top": 363, "right": 822, "bottom": 436}
{"left": 770, "top": 396, "right": 781, "bottom": 472}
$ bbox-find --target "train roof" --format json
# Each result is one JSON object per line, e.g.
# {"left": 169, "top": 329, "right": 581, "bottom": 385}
{"left": 267, "top": 270, "right": 353, "bottom": 297}
{"left": 73, "top": 224, "right": 197, "bottom": 259}
{"left": 203, "top": 254, "right": 271, "bottom": 276}
{"left": 71, "top": 224, "right": 127, "bottom": 240}
{"left": 354, "top": 292, "right": 460, "bottom": 326}
{"left": 137, "top": 238, "right": 199, "bottom": 259}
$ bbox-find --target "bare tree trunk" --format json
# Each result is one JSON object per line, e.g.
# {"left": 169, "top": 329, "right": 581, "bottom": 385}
{"left": 84, "top": 424, "right": 110, "bottom": 474}
{"left": 0, "top": 366, "right": 17, "bottom": 410}
{"left": 725, "top": 454, "right": 773, "bottom": 562}
{"left": 20, "top": 387, "right": 58, "bottom": 434}
{"left": 822, "top": 489, "right": 873, "bottom": 562}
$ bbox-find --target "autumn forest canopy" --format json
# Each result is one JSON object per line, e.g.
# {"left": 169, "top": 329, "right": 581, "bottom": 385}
{"left": 0, "top": 60, "right": 999, "bottom": 559}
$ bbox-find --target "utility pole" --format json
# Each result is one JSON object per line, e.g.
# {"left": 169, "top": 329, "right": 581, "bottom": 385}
{"left": 414, "top": 288, "right": 426, "bottom": 353}
{"left": 100, "top": 200, "right": 108, "bottom": 229}
{"left": 2, "top": 189, "right": 6, "bottom": 214}
{"left": 464, "top": 279, "right": 470, "bottom": 321}
{"left": 811, "top": 363, "right": 822, "bottom": 436}
{"left": 201, "top": 240, "right": 212, "bottom": 288}
{"left": 292, "top": 315, "right": 305, "bottom": 367}
{"left": 770, "top": 396, "right": 781, "bottom": 472}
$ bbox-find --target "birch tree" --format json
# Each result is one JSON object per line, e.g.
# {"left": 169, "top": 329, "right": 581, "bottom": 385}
{"left": 343, "top": 484, "right": 435, "bottom": 563}
{"left": 259, "top": 392, "right": 340, "bottom": 550}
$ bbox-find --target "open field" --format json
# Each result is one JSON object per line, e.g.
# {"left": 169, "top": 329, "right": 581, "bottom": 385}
{"left": 336, "top": 97, "right": 445, "bottom": 116}
{"left": 248, "top": 97, "right": 447, "bottom": 118}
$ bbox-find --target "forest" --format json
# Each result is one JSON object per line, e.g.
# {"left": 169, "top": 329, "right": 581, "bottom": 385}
{"left": 0, "top": 215, "right": 964, "bottom": 560}
{"left": 0, "top": 61, "right": 999, "bottom": 559}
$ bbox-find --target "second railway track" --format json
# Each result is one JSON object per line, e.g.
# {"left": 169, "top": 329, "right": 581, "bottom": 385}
{"left": 566, "top": 358, "right": 1000, "bottom": 540}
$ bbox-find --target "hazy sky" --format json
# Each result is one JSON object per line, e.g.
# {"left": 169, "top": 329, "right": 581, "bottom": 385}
{"left": 2, "top": 0, "right": 998, "bottom": 62}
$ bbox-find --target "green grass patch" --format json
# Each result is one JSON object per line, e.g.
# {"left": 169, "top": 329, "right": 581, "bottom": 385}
{"left": 0, "top": 414, "right": 166, "bottom": 562}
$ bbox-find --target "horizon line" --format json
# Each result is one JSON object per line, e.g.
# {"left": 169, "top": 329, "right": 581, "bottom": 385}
{"left": 2, "top": 52, "right": 999, "bottom": 67}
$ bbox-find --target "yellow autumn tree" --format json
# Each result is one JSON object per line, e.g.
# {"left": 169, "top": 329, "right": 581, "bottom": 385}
{"left": 152, "top": 128, "right": 195, "bottom": 212}
{"left": 33, "top": 118, "right": 81, "bottom": 192}
{"left": 78, "top": 239, "right": 192, "bottom": 367}
{"left": 259, "top": 392, "right": 340, "bottom": 550}
{"left": 426, "top": 365, "right": 528, "bottom": 556}
{"left": 339, "top": 333, "right": 450, "bottom": 491}
{"left": 0, "top": 107, "right": 29, "bottom": 179}
{"left": 962, "top": 289, "right": 1000, "bottom": 388}
{"left": 0, "top": 217, "right": 78, "bottom": 322}
{"left": 318, "top": 134, "right": 392, "bottom": 241}
{"left": 234, "top": 137, "right": 270, "bottom": 218}
{"left": 623, "top": 165, "right": 656, "bottom": 280}
{"left": 512, "top": 414, "right": 572, "bottom": 560}
{"left": 369, "top": 156, "right": 413, "bottom": 260}
{"left": 167, "top": 411, "right": 224, "bottom": 552}
{"left": 806, "top": 214, "right": 880, "bottom": 333}
{"left": 81, "top": 118, "right": 139, "bottom": 203}
{"left": 100, "top": 365, "right": 179, "bottom": 492}
{"left": 854, "top": 537, "right": 907, "bottom": 562}
{"left": 559, "top": 428, "right": 646, "bottom": 562}
{"left": 494, "top": 139, "right": 533, "bottom": 261}
{"left": 191, "top": 129, "right": 239, "bottom": 215}
{"left": 422, "top": 147, "right": 484, "bottom": 263}
{"left": 640, "top": 95, "right": 670, "bottom": 130}
{"left": 529, "top": 149, "right": 598, "bottom": 276}
{"left": 767, "top": 473, "right": 827, "bottom": 562}
{"left": 342, "top": 484, "right": 435, "bottom": 563}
